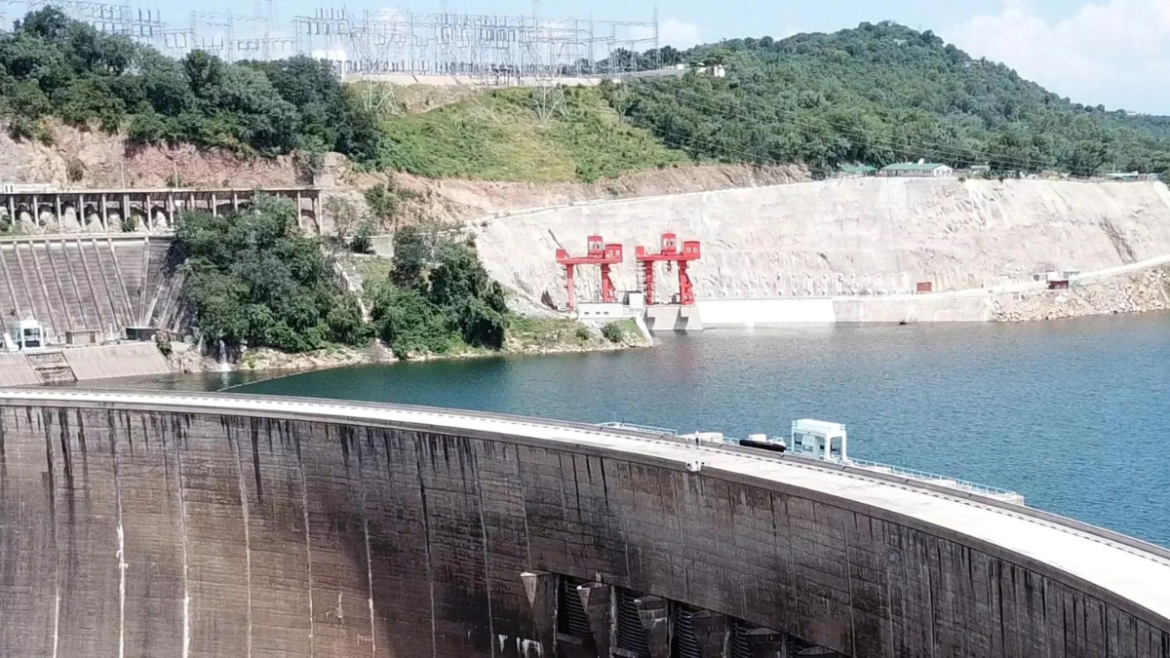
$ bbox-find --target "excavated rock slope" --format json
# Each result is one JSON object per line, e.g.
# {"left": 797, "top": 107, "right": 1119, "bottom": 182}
{"left": 474, "top": 178, "right": 1170, "bottom": 307}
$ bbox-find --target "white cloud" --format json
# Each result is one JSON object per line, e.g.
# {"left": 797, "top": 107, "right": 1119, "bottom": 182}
{"left": 944, "top": 0, "right": 1170, "bottom": 113}
{"left": 633, "top": 18, "right": 701, "bottom": 50}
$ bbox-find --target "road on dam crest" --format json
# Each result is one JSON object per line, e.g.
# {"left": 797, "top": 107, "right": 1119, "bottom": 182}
{"left": 1, "top": 388, "right": 1168, "bottom": 657}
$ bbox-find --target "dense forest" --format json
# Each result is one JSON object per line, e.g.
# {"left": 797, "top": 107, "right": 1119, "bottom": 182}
{"left": 0, "top": 8, "right": 386, "bottom": 163}
{"left": 608, "top": 22, "right": 1170, "bottom": 176}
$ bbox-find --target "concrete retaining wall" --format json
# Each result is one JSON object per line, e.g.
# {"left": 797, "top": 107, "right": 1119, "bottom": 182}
{"left": 0, "top": 343, "right": 171, "bottom": 385}
{"left": 697, "top": 297, "right": 835, "bottom": 326}
{"left": 61, "top": 342, "right": 171, "bottom": 380}
{"left": 689, "top": 294, "right": 992, "bottom": 328}
{"left": 1, "top": 400, "right": 1166, "bottom": 657}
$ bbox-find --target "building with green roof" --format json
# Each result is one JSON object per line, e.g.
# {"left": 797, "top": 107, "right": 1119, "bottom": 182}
{"left": 879, "top": 162, "right": 954, "bottom": 178}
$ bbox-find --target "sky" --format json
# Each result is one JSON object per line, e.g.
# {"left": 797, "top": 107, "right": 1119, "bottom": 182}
{"left": 123, "top": 0, "right": 1170, "bottom": 114}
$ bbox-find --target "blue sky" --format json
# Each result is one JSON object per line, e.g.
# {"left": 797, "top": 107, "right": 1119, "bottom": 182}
{"left": 119, "top": 0, "right": 1170, "bottom": 113}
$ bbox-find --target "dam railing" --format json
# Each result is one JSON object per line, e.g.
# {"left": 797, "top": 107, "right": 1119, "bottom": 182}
{"left": 847, "top": 457, "right": 1024, "bottom": 503}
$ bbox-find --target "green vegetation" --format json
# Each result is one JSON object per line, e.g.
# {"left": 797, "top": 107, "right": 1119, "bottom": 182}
{"left": 601, "top": 320, "right": 640, "bottom": 344}
{"left": 364, "top": 179, "right": 419, "bottom": 233}
{"left": 369, "top": 225, "right": 509, "bottom": 358}
{"left": 174, "top": 195, "right": 370, "bottom": 354}
{"left": 378, "top": 86, "right": 686, "bottom": 182}
{"left": 507, "top": 315, "right": 595, "bottom": 350}
{"left": 0, "top": 8, "right": 385, "bottom": 162}
{"left": 608, "top": 22, "right": 1170, "bottom": 176}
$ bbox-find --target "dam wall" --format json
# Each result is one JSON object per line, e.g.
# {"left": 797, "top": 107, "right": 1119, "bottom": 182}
{"left": 0, "top": 234, "right": 185, "bottom": 342}
{"left": 2, "top": 392, "right": 1168, "bottom": 658}
{"left": 474, "top": 178, "right": 1170, "bottom": 309}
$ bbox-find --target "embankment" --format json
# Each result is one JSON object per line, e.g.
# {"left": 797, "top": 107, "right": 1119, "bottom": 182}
{"left": 474, "top": 178, "right": 1170, "bottom": 314}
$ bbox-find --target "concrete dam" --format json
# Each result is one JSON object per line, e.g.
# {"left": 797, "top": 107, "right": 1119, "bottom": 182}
{"left": 2, "top": 390, "right": 1169, "bottom": 658}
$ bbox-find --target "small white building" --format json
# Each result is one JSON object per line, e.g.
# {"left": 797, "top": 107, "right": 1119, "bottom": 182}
{"left": 790, "top": 419, "right": 848, "bottom": 462}
{"left": 576, "top": 291, "right": 645, "bottom": 321}
{"left": 6, "top": 318, "right": 45, "bottom": 352}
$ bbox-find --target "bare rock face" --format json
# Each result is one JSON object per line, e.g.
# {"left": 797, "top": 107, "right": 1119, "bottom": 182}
{"left": 0, "top": 123, "right": 301, "bottom": 189}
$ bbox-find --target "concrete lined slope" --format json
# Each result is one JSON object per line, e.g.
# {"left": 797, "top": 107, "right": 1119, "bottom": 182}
{"left": 474, "top": 178, "right": 1170, "bottom": 307}
{"left": 0, "top": 354, "right": 38, "bottom": 385}
{"left": 1, "top": 389, "right": 1167, "bottom": 658}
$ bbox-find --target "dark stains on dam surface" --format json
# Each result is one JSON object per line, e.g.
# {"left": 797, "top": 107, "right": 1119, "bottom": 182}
{"left": 1, "top": 403, "right": 1168, "bottom": 658}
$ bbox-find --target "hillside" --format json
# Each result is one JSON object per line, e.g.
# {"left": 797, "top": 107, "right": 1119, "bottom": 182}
{"left": 612, "top": 22, "right": 1170, "bottom": 176}
{"left": 375, "top": 86, "right": 687, "bottom": 182}
{"left": 3, "top": 8, "right": 1169, "bottom": 186}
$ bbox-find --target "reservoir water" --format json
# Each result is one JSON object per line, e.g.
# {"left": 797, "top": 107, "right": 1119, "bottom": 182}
{"left": 121, "top": 312, "right": 1170, "bottom": 547}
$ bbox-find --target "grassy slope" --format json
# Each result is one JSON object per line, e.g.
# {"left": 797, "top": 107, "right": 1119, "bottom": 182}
{"left": 377, "top": 86, "right": 688, "bottom": 182}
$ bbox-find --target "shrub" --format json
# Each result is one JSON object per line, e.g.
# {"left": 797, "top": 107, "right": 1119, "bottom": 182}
{"left": 66, "top": 158, "right": 85, "bottom": 183}
{"left": 602, "top": 320, "right": 637, "bottom": 344}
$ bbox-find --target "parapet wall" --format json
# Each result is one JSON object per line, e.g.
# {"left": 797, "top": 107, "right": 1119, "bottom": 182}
{"left": 474, "top": 178, "right": 1170, "bottom": 308}
{"left": 2, "top": 395, "right": 1166, "bottom": 658}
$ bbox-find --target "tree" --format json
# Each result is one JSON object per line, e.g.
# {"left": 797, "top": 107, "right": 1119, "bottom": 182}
{"left": 389, "top": 225, "right": 430, "bottom": 288}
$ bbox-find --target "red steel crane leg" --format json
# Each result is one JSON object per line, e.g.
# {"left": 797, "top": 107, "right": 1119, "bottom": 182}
{"left": 642, "top": 261, "right": 655, "bottom": 306}
{"left": 564, "top": 264, "right": 576, "bottom": 310}
{"left": 600, "top": 263, "right": 616, "bottom": 303}
{"left": 678, "top": 261, "right": 694, "bottom": 305}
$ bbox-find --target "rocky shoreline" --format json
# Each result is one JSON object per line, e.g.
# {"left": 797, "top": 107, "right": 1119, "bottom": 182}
{"left": 993, "top": 267, "right": 1170, "bottom": 322}
{"left": 165, "top": 329, "right": 651, "bottom": 376}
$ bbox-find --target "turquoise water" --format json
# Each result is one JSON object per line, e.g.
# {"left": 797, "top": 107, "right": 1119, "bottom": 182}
{"left": 108, "top": 313, "right": 1170, "bottom": 546}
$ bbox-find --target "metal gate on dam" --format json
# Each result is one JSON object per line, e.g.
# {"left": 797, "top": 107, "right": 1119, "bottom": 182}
{"left": 2, "top": 390, "right": 1170, "bottom": 658}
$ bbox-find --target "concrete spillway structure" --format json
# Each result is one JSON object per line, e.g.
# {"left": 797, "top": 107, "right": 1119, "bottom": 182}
{"left": 2, "top": 389, "right": 1169, "bottom": 658}
{"left": 0, "top": 186, "right": 323, "bottom": 234}
{"left": 0, "top": 234, "right": 185, "bottom": 343}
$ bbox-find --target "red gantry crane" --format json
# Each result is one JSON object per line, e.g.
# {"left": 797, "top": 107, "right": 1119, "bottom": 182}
{"left": 555, "top": 235, "right": 623, "bottom": 310}
{"left": 635, "top": 232, "right": 701, "bottom": 305}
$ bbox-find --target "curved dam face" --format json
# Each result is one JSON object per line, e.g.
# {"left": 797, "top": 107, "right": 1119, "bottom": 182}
{"left": 2, "top": 391, "right": 1169, "bottom": 658}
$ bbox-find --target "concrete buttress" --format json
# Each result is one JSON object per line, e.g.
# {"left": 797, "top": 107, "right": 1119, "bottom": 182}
{"left": 691, "top": 611, "right": 730, "bottom": 658}
{"left": 576, "top": 582, "right": 613, "bottom": 658}
{"left": 743, "top": 628, "right": 788, "bottom": 658}
{"left": 521, "top": 572, "right": 557, "bottom": 654}
{"left": 634, "top": 596, "right": 672, "bottom": 658}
